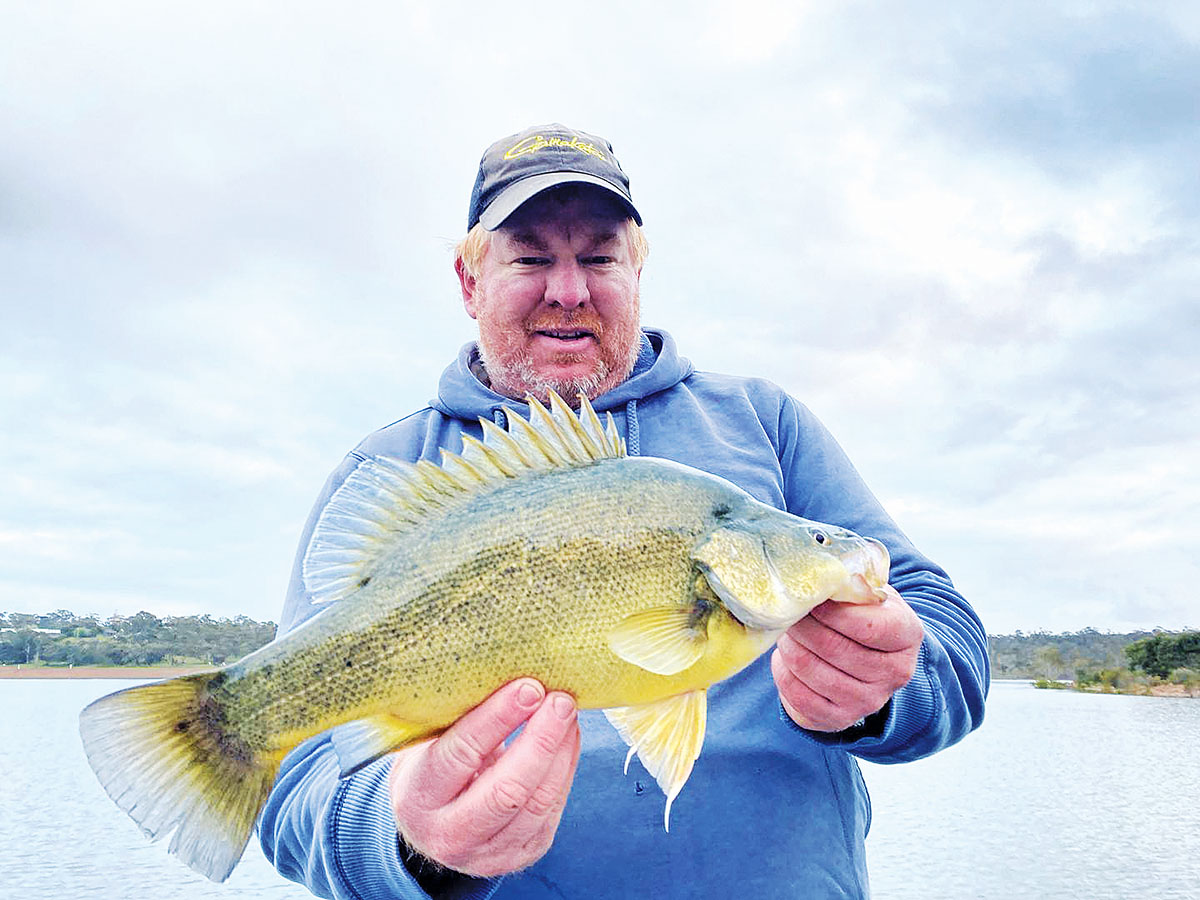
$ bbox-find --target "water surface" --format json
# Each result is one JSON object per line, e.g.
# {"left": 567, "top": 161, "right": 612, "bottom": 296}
{"left": 0, "top": 679, "right": 310, "bottom": 899}
{"left": 2, "top": 678, "right": 1196, "bottom": 898}
{"left": 864, "top": 680, "right": 1200, "bottom": 899}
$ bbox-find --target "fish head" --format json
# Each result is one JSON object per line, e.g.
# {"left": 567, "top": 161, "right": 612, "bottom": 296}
{"left": 692, "top": 511, "right": 891, "bottom": 632}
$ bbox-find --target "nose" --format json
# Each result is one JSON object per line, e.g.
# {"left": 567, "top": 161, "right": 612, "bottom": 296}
{"left": 544, "top": 260, "right": 589, "bottom": 309}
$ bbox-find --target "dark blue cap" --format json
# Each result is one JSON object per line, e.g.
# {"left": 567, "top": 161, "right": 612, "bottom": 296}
{"left": 467, "top": 123, "right": 642, "bottom": 231}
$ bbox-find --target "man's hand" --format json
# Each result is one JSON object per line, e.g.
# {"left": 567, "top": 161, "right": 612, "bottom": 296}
{"left": 771, "top": 585, "right": 923, "bottom": 733}
{"left": 388, "top": 678, "right": 580, "bottom": 878}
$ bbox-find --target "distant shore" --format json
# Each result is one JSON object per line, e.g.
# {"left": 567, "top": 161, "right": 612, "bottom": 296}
{"left": 0, "top": 665, "right": 211, "bottom": 680}
{"left": 1034, "top": 678, "right": 1199, "bottom": 698}
{"left": 1079, "top": 682, "right": 1199, "bottom": 698}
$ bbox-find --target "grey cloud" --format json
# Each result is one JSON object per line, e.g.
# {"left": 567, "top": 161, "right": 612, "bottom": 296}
{"left": 907, "top": 7, "right": 1200, "bottom": 183}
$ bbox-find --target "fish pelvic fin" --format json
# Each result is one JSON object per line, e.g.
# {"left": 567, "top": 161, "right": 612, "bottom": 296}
{"left": 78, "top": 671, "right": 277, "bottom": 883}
{"left": 330, "top": 714, "right": 431, "bottom": 776}
{"left": 608, "top": 606, "right": 708, "bottom": 676}
{"left": 302, "top": 390, "right": 623, "bottom": 605}
{"left": 604, "top": 690, "right": 708, "bottom": 832}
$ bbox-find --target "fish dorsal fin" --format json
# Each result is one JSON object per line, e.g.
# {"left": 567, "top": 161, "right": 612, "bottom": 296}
{"left": 303, "top": 391, "right": 624, "bottom": 605}
{"left": 604, "top": 690, "right": 708, "bottom": 831}
{"left": 608, "top": 607, "right": 708, "bottom": 675}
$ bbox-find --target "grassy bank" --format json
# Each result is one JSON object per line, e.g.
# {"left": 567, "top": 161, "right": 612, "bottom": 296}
{"left": 1034, "top": 675, "right": 1200, "bottom": 698}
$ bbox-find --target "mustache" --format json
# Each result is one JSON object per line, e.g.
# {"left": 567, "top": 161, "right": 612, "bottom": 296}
{"left": 525, "top": 311, "right": 605, "bottom": 335}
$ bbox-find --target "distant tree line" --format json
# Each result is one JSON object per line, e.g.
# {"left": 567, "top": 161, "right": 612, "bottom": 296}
{"left": 0, "top": 610, "right": 276, "bottom": 667}
{"left": 988, "top": 628, "right": 1153, "bottom": 680}
{"left": 4, "top": 612, "right": 1197, "bottom": 683}
{"left": 989, "top": 627, "right": 1200, "bottom": 690}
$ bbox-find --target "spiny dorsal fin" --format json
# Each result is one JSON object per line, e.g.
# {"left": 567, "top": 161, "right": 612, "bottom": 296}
{"left": 302, "top": 391, "right": 625, "bottom": 605}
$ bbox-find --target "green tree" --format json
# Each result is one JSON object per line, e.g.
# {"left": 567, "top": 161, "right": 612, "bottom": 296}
{"left": 1126, "top": 631, "right": 1200, "bottom": 677}
{"left": 0, "top": 630, "right": 44, "bottom": 664}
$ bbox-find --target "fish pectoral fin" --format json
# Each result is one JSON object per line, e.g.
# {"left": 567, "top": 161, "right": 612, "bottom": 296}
{"left": 607, "top": 607, "right": 708, "bottom": 676}
{"left": 604, "top": 690, "right": 708, "bottom": 832}
{"left": 330, "top": 714, "right": 428, "bottom": 776}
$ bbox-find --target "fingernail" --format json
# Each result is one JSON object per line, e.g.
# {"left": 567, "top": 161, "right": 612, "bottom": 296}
{"left": 516, "top": 681, "right": 543, "bottom": 708}
{"left": 551, "top": 693, "right": 575, "bottom": 719}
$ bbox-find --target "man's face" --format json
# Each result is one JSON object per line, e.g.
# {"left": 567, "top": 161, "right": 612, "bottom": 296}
{"left": 458, "top": 189, "right": 642, "bottom": 404}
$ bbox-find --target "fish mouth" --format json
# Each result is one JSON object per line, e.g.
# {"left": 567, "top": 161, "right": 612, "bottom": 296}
{"left": 853, "top": 538, "right": 890, "bottom": 586}
{"left": 830, "top": 538, "right": 891, "bottom": 604}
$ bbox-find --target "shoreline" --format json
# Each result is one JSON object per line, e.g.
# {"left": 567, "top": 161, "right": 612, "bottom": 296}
{"left": 1035, "top": 678, "right": 1199, "bottom": 698}
{"left": 0, "top": 665, "right": 212, "bottom": 680}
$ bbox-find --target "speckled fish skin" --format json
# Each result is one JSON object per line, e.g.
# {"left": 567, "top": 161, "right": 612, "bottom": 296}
{"left": 78, "top": 392, "right": 890, "bottom": 883}
{"left": 223, "top": 457, "right": 795, "bottom": 747}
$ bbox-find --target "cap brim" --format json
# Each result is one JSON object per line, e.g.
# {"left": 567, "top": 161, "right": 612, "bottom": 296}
{"left": 479, "top": 171, "right": 642, "bottom": 230}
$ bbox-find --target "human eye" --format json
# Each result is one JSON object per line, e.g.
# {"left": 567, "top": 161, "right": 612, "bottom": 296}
{"left": 512, "top": 255, "right": 550, "bottom": 267}
{"left": 581, "top": 254, "right": 615, "bottom": 266}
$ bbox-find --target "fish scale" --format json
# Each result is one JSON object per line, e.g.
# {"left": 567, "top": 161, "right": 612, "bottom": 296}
{"left": 79, "top": 390, "right": 891, "bottom": 882}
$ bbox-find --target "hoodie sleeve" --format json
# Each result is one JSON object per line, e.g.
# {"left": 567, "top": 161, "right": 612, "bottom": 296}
{"left": 774, "top": 394, "right": 990, "bottom": 762}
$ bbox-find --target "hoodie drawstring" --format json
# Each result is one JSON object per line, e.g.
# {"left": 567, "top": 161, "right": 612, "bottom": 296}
{"left": 624, "top": 399, "right": 641, "bottom": 457}
{"left": 492, "top": 400, "right": 639, "bottom": 456}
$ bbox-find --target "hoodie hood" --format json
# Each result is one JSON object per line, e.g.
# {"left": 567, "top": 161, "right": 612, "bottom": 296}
{"left": 430, "top": 327, "right": 694, "bottom": 423}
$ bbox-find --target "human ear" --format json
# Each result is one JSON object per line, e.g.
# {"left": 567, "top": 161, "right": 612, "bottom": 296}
{"left": 455, "top": 257, "right": 479, "bottom": 319}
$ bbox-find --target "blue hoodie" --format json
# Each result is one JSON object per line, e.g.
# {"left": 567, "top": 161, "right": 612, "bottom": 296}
{"left": 259, "top": 328, "right": 989, "bottom": 900}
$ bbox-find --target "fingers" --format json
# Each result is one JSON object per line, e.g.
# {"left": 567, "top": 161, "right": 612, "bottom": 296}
{"left": 773, "top": 630, "right": 883, "bottom": 713}
{"left": 388, "top": 681, "right": 581, "bottom": 877}
{"left": 773, "top": 591, "right": 923, "bottom": 732}
{"left": 419, "top": 678, "right": 548, "bottom": 807}
{"left": 810, "top": 588, "right": 924, "bottom": 654}
{"left": 771, "top": 639, "right": 879, "bottom": 731}
{"left": 455, "top": 691, "right": 579, "bottom": 840}
{"left": 468, "top": 703, "right": 581, "bottom": 864}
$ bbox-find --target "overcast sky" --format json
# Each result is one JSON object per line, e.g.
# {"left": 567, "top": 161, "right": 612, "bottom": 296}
{"left": 2, "top": 1, "right": 1197, "bottom": 635}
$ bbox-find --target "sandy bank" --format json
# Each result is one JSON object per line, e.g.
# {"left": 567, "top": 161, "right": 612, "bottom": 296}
{"left": 1071, "top": 682, "right": 1200, "bottom": 698}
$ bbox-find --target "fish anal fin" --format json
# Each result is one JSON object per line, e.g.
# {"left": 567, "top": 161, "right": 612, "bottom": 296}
{"left": 608, "top": 607, "right": 707, "bottom": 676}
{"left": 330, "top": 714, "right": 429, "bottom": 776}
{"left": 604, "top": 690, "right": 708, "bottom": 831}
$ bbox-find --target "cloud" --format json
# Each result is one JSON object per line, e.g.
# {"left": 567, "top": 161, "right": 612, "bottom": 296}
{"left": 1, "top": 1, "right": 1196, "bottom": 634}
{"left": 695, "top": 0, "right": 809, "bottom": 64}
{"left": 912, "top": 7, "right": 1200, "bottom": 170}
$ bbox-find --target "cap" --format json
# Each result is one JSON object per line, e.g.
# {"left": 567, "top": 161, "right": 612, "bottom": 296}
{"left": 467, "top": 123, "right": 642, "bottom": 231}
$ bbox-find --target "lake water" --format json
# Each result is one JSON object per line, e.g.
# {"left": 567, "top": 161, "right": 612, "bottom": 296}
{"left": 1, "top": 679, "right": 1196, "bottom": 899}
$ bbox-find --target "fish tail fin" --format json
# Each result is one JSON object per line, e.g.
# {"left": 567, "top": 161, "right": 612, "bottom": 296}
{"left": 78, "top": 671, "right": 277, "bottom": 882}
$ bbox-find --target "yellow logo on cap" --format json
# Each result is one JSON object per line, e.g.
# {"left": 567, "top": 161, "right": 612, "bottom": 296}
{"left": 504, "top": 134, "right": 606, "bottom": 160}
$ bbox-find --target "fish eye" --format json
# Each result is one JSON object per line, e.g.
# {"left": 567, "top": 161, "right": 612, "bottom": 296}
{"left": 813, "top": 531, "right": 827, "bottom": 545}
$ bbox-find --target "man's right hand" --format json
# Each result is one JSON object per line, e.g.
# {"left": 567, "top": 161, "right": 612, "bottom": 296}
{"left": 388, "top": 678, "right": 581, "bottom": 878}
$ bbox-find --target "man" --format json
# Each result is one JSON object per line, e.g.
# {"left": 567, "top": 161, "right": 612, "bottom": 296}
{"left": 259, "top": 124, "right": 989, "bottom": 899}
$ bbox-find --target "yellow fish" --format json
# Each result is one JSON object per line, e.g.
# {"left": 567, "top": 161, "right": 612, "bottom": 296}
{"left": 79, "top": 391, "right": 890, "bottom": 881}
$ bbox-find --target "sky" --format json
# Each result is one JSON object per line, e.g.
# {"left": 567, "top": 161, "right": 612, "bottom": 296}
{"left": 2, "top": 1, "right": 1197, "bottom": 635}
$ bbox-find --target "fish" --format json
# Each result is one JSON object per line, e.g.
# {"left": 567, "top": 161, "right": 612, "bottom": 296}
{"left": 79, "top": 391, "right": 891, "bottom": 882}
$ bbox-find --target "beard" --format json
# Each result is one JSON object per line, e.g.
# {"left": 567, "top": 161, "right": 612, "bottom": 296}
{"left": 475, "top": 292, "right": 642, "bottom": 405}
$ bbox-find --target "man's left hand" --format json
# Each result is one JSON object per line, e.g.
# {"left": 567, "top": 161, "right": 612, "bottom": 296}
{"left": 770, "top": 585, "right": 923, "bottom": 733}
